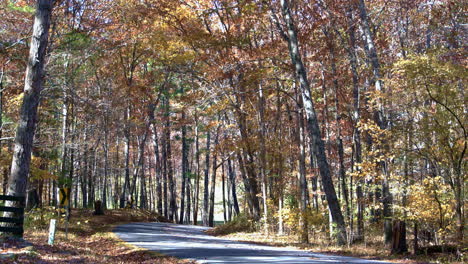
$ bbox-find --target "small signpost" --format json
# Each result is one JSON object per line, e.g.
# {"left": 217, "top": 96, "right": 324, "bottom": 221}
{"left": 48, "top": 219, "right": 57, "bottom": 245}
{"left": 59, "top": 188, "right": 70, "bottom": 207}
{"left": 58, "top": 188, "right": 71, "bottom": 239}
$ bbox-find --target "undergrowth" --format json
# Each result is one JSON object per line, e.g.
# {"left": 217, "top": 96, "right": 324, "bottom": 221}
{"left": 206, "top": 214, "right": 256, "bottom": 236}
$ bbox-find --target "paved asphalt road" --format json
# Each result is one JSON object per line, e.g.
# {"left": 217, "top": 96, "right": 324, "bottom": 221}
{"left": 114, "top": 222, "right": 392, "bottom": 264}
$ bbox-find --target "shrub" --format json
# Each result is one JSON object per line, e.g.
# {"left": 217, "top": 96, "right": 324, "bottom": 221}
{"left": 207, "top": 214, "right": 256, "bottom": 236}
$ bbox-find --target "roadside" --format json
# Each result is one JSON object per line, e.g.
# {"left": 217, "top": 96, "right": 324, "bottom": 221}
{"left": 0, "top": 208, "right": 193, "bottom": 264}
{"left": 114, "top": 222, "right": 392, "bottom": 264}
{"left": 207, "top": 219, "right": 464, "bottom": 264}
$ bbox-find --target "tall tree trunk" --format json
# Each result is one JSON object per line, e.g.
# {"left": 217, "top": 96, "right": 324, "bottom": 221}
{"left": 152, "top": 124, "right": 163, "bottom": 215}
{"left": 233, "top": 76, "right": 261, "bottom": 221}
{"left": 3, "top": 0, "right": 54, "bottom": 236}
{"left": 81, "top": 131, "right": 88, "bottom": 208}
{"left": 68, "top": 113, "right": 76, "bottom": 211}
{"left": 237, "top": 152, "right": 254, "bottom": 217}
{"left": 280, "top": 0, "right": 347, "bottom": 245}
{"left": 89, "top": 149, "right": 97, "bottom": 207}
{"left": 227, "top": 158, "right": 240, "bottom": 215}
{"left": 0, "top": 61, "right": 6, "bottom": 194}
{"left": 297, "top": 95, "right": 309, "bottom": 244}
{"left": 163, "top": 97, "right": 176, "bottom": 221}
{"left": 102, "top": 115, "right": 109, "bottom": 209}
{"left": 185, "top": 149, "right": 191, "bottom": 224}
{"left": 208, "top": 124, "right": 220, "bottom": 227}
{"left": 120, "top": 107, "right": 131, "bottom": 208}
{"left": 179, "top": 111, "right": 188, "bottom": 224}
{"left": 60, "top": 91, "right": 69, "bottom": 188}
{"left": 344, "top": 5, "right": 365, "bottom": 242}
{"left": 161, "top": 120, "right": 168, "bottom": 218}
{"left": 323, "top": 27, "right": 350, "bottom": 228}
{"left": 139, "top": 162, "right": 147, "bottom": 209}
{"left": 202, "top": 129, "right": 211, "bottom": 226}
{"left": 357, "top": 0, "right": 392, "bottom": 244}
{"left": 193, "top": 118, "right": 201, "bottom": 224}
{"left": 258, "top": 83, "right": 269, "bottom": 235}
{"left": 131, "top": 133, "right": 147, "bottom": 201}
{"left": 222, "top": 159, "right": 227, "bottom": 223}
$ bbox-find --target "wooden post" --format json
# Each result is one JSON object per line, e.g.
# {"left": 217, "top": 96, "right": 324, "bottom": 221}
{"left": 48, "top": 219, "right": 57, "bottom": 245}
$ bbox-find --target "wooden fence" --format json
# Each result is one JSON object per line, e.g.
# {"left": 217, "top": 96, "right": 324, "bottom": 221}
{"left": 0, "top": 195, "right": 25, "bottom": 236}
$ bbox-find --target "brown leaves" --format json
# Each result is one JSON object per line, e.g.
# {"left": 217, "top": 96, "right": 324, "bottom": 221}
{"left": 1, "top": 209, "right": 187, "bottom": 264}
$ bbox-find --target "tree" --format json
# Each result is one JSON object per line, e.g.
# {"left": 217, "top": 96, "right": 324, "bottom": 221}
{"left": 2, "top": 0, "right": 54, "bottom": 237}
{"left": 278, "top": 0, "right": 347, "bottom": 245}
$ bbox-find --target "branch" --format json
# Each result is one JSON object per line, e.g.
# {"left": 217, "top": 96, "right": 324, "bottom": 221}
{"left": 426, "top": 86, "right": 466, "bottom": 139}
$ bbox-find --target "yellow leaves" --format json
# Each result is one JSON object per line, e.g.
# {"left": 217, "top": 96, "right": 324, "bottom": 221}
{"left": 204, "top": 98, "right": 230, "bottom": 115}
{"left": 278, "top": 206, "right": 326, "bottom": 233}
{"left": 30, "top": 166, "right": 57, "bottom": 181}
{"left": 349, "top": 161, "right": 378, "bottom": 181}
{"left": 357, "top": 119, "right": 389, "bottom": 141}
{"left": 0, "top": 148, "right": 12, "bottom": 168}
{"left": 405, "top": 176, "right": 454, "bottom": 226}
{"left": 8, "top": 92, "right": 24, "bottom": 109}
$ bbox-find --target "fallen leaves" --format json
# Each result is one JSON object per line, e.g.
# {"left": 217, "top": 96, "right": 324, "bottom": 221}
{"left": 0, "top": 209, "right": 191, "bottom": 264}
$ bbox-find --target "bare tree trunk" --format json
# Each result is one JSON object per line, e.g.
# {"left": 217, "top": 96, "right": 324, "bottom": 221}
{"left": 222, "top": 160, "right": 227, "bottom": 223}
{"left": 81, "top": 133, "right": 88, "bottom": 208}
{"left": 102, "top": 115, "right": 109, "bottom": 209}
{"left": 202, "top": 129, "right": 211, "bottom": 226}
{"left": 179, "top": 111, "right": 188, "bottom": 224}
{"left": 227, "top": 158, "right": 240, "bottom": 215}
{"left": 162, "top": 121, "right": 168, "bottom": 218}
{"left": 89, "top": 148, "right": 97, "bottom": 207}
{"left": 185, "top": 146, "right": 191, "bottom": 224}
{"left": 344, "top": 5, "right": 365, "bottom": 242}
{"left": 193, "top": 118, "right": 201, "bottom": 224}
{"left": 237, "top": 152, "right": 254, "bottom": 217}
{"left": 139, "top": 162, "right": 147, "bottom": 209}
{"left": 258, "top": 83, "right": 269, "bottom": 235}
{"left": 131, "top": 131, "right": 148, "bottom": 202}
{"left": 2, "top": 0, "right": 54, "bottom": 236}
{"left": 357, "top": 0, "right": 392, "bottom": 244}
{"left": 164, "top": 97, "right": 176, "bottom": 222}
{"left": 233, "top": 76, "right": 261, "bottom": 221}
{"left": 208, "top": 124, "right": 220, "bottom": 227}
{"left": 329, "top": 35, "right": 350, "bottom": 225}
{"left": 120, "top": 107, "right": 131, "bottom": 208}
{"left": 0, "top": 61, "right": 6, "bottom": 194}
{"left": 297, "top": 95, "right": 309, "bottom": 244}
{"left": 152, "top": 124, "right": 163, "bottom": 214}
{"left": 60, "top": 91, "right": 69, "bottom": 188}
{"left": 280, "top": 0, "right": 347, "bottom": 245}
{"left": 69, "top": 113, "right": 76, "bottom": 211}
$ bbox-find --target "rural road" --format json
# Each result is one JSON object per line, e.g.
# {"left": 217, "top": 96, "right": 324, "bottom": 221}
{"left": 114, "top": 222, "right": 392, "bottom": 264}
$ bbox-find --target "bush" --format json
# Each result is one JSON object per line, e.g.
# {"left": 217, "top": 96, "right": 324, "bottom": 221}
{"left": 207, "top": 214, "right": 256, "bottom": 236}
{"left": 24, "top": 206, "right": 61, "bottom": 230}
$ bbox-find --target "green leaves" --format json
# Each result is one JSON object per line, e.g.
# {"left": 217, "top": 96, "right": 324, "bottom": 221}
{"left": 7, "top": 1, "right": 35, "bottom": 14}
{"left": 58, "top": 31, "right": 92, "bottom": 51}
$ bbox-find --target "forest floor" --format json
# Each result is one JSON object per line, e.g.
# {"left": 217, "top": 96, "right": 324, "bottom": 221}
{"left": 210, "top": 231, "right": 464, "bottom": 264}
{"left": 207, "top": 223, "right": 465, "bottom": 264}
{"left": 0, "top": 208, "right": 194, "bottom": 264}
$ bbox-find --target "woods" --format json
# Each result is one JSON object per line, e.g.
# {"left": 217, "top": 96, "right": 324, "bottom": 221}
{"left": 0, "top": 0, "right": 465, "bottom": 257}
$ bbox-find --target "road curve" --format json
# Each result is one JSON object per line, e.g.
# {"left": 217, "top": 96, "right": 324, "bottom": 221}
{"left": 114, "top": 222, "right": 392, "bottom": 264}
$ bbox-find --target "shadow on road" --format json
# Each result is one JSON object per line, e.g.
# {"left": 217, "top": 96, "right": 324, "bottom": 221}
{"left": 114, "top": 222, "right": 391, "bottom": 264}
